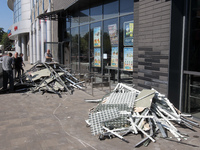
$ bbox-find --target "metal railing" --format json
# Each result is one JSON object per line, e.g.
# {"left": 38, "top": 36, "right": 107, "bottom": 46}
{"left": 184, "top": 70, "right": 200, "bottom": 113}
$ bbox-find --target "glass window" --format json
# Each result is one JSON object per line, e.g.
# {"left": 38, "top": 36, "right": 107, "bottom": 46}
{"left": 71, "top": 12, "right": 79, "bottom": 27}
{"left": 90, "top": 22, "right": 102, "bottom": 73}
{"left": 119, "top": 15, "right": 134, "bottom": 84}
{"left": 13, "top": 0, "right": 21, "bottom": 23}
{"left": 120, "top": 0, "right": 134, "bottom": 15}
{"left": 103, "top": 0, "right": 119, "bottom": 19}
{"left": 103, "top": 18, "right": 118, "bottom": 66}
{"left": 188, "top": 1, "right": 200, "bottom": 72}
{"left": 90, "top": 5, "right": 102, "bottom": 22}
{"left": 80, "top": 9, "right": 89, "bottom": 25}
{"left": 71, "top": 27, "right": 79, "bottom": 71}
{"left": 103, "top": 18, "right": 118, "bottom": 79}
{"left": 119, "top": 14, "right": 134, "bottom": 69}
{"left": 80, "top": 25, "right": 89, "bottom": 73}
{"left": 66, "top": 18, "right": 71, "bottom": 29}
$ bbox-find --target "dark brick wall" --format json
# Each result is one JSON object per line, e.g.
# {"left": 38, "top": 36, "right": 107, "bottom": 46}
{"left": 133, "top": 0, "right": 171, "bottom": 96}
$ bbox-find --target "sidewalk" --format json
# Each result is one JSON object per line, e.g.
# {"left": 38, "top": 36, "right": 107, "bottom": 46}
{"left": 0, "top": 61, "right": 199, "bottom": 150}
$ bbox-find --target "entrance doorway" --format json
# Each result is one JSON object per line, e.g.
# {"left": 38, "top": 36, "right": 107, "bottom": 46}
{"left": 183, "top": 0, "right": 200, "bottom": 118}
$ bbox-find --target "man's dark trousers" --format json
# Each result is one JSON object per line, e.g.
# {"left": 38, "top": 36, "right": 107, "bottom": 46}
{"left": 3, "top": 70, "right": 14, "bottom": 92}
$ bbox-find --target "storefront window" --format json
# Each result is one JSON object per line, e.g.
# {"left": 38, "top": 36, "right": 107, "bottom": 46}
{"left": 103, "top": 0, "right": 119, "bottom": 19}
{"left": 184, "top": 0, "right": 200, "bottom": 117}
{"left": 80, "top": 25, "right": 89, "bottom": 73}
{"left": 119, "top": 14, "right": 134, "bottom": 83}
{"left": 120, "top": 0, "right": 134, "bottom": 16}
{"left": 71, "top": 12, "right": 79, "bottom": 27}
{"left": 188, "top": 1, "right": 200, "bottom": 72}
{"left": 80, "top": 9, "right": 89, "bottom": 25}
{"left": 90, "top": 5, "right": 102, "bottom": 22}
{"left": 119, "top": 14, "right": 134, "bottom": 68}
{"left": 71, "top": 27, "right": 79, "bottom": 71}
{"left": 66, "top": 18, "right": 71, "bottom": 29}
{"left": 90, "top": 22, "right": 102, "bottom": 73}
{"left": 67, "top": 0, "right": 134, "bottom": 77}
{"left": 103, "top": 18, "right": 118, "bottom": 78}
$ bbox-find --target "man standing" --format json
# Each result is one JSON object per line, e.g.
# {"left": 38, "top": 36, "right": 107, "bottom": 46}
{"left": 0, "top": 53, "right": 14, "bottom": 92}
{"left": 19, "top": 53, "right": 25, "bottom": 75}
{"left": 14, "top": 52, "right": 22, "bottom": 79}
{"left": 45, "top": 49, "right": 53, "bottom": 62}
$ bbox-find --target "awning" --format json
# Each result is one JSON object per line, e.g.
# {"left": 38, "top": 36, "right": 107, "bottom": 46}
{"left": 37, "top": 9, "right": 65, "bottom": 20}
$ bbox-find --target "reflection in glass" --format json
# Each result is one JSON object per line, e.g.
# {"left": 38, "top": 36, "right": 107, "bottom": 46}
{"left": 103, "top": 0, "right": 119, "bottom": 19}
{"left": 119, "top": 15, "right": 133, "bottom": 68}
{"left": 90, "top": 5, "right": 102, "bottom": 22}
{"left": 103, "top": 18, "right": 118, "bottom": 66}
{"left": 80, "top": 9, "right": 89, "bottom": 25}
{"left": 103, "top": 18, "right": 118, "bottom": 80}
{"left": 71, "top": 12, "right": 79, "bottom": 27}
{"left": 119, "top": 15, "right": 134, "bottom": 84}
{"left": 120, "top": 0, "right": 134, "bottom": 15}
{"left": 80, "top": 25, "right": 89, "bottom": 73}
{"left": 188, "top": 1, "right": 200, "bottom": 72}
{"left": 71, "top": 27, "right": 79, "bottom": 71}
{"left": 90, "top": 22, "right": 102, "bottom": 73}
{"left": 190, "top": 76, "right": 200, "bottom": 113}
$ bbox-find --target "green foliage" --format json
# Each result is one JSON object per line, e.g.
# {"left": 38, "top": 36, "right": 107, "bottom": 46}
{"left": 0, "top": 33, "right": 11, "bottom": 51}
{"left": 0, "top": 27, "right": 5, "bottom": 42}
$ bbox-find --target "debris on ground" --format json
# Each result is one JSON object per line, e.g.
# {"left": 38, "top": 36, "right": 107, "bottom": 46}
{"left": 85, "top": 83, "right": 199, "bottom": 147}
{"left": 15, "top": 61, "right": 84, "bottom": 96}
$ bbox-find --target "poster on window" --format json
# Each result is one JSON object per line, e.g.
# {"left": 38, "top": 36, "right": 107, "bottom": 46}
{"left": 94, "top": 48, "right": 101, "bottom": 67}
{"left": 124, "top": 21, "right": 134, "bottom": 46}
{"left": 124, "top": 47, "right": 133, "bottom": 71}
{"left": 111, "top": 47, "right": 118, "bottom": 67}
{"left": 94, "top": 27, "right": 101, "bottom": 47}
{"left": 108, "top": 24, "right": 118, "bottom": 46}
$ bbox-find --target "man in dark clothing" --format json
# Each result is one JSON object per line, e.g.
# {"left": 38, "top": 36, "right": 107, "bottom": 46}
{"left": 0, "top": 53, "right": 14, "bottom": 92}
{"left": 14, "top": 52, "right": 22, "bottom": 79}
{"left": 19, "top": 53, "right": 25, "bottom": 75}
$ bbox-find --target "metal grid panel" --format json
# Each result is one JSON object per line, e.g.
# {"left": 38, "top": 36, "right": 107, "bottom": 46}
{"left": 89, "top": 108, "right": 120, "bottom": 135}
{"left": 105, "top": 92, "right": 136, "bottom": 108}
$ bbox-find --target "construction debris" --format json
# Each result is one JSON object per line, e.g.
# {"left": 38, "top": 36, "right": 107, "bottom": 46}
{"left": 15, "top": 61, "right": 84, "bottom": 96}
{"left": 85, "top": 83, "right": 199, "bottom": 147}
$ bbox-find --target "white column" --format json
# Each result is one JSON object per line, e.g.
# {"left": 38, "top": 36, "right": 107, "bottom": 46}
{"left": 36, "top": 18, "right": 41, "bottom": 61}
{"left": 21, "top": 35, "right": 27, "bottom": 61}
{"left": 18, "top": 36, "right": 21, "bottom": 54}
{"left": 16, "top": 36, "right": 21, "bottom": 53}
{"left": 29, "top": 26, "right": 33, "bottom": 64}
{"left": 21, "top": 35, "right": 25, "bottom": 59}
{"left": 33, "top": 23, "right": 36, "bottom": 63}
{"left": 15, "top": 39, "right": 18, "bottom": 53}
{"left": 46, "top": 2, "right": 51, "bottom": 50}
{"left": 41, "top": 20, "right": 46, "bottom": 62}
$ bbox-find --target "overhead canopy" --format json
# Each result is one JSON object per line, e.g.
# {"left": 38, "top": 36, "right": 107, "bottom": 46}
{"left": 37, "top": 9, "right": 65, "bottom": 20}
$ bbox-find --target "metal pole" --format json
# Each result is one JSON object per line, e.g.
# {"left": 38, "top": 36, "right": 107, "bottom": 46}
{"left": 179, "top": 16, "right": 185, "bottom": 111}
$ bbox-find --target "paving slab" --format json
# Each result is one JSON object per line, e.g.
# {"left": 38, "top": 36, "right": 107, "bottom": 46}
{"left": 0, "top": 89, "right": 199, "bottom": 150}
{"left": 0, "top": 61, "right": 199, "bottom": 150}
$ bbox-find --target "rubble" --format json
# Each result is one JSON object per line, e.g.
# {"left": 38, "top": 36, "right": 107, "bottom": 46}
{"left": 15, "top": 61, "right": 84, "bottom": 96}
{"left": 85, "top": 83, "right": 199, "bottom": 147}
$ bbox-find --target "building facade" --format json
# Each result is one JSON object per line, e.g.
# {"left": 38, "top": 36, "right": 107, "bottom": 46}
{"left": 54, "top": 0, "right": 199, "bottom": 118}
{"left": 7, "top": 0, "right": 31, "bottom": 61}
{"left": 7, "top": 0, "right": 200, "bottom": 118}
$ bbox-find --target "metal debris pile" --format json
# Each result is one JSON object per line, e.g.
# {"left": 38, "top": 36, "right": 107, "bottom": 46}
{"left": 16, "top": 61, "right": 84, "bottom": 96}
{"left": 85, "top": 83, "right": 199, "bottom": 147}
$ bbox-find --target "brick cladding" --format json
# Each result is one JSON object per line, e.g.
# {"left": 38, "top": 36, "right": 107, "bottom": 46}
{"left": 133, "top": 0, "right": 171, "bottom": 96}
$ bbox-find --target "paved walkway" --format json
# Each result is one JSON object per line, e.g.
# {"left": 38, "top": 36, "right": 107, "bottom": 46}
{"left": 0, "top": 61, "right": 199, "bottom": 150}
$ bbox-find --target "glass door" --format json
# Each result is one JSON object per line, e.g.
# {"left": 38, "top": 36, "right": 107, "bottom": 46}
{"left": 184, "top": 0, "right": 200, "bottom": 118}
